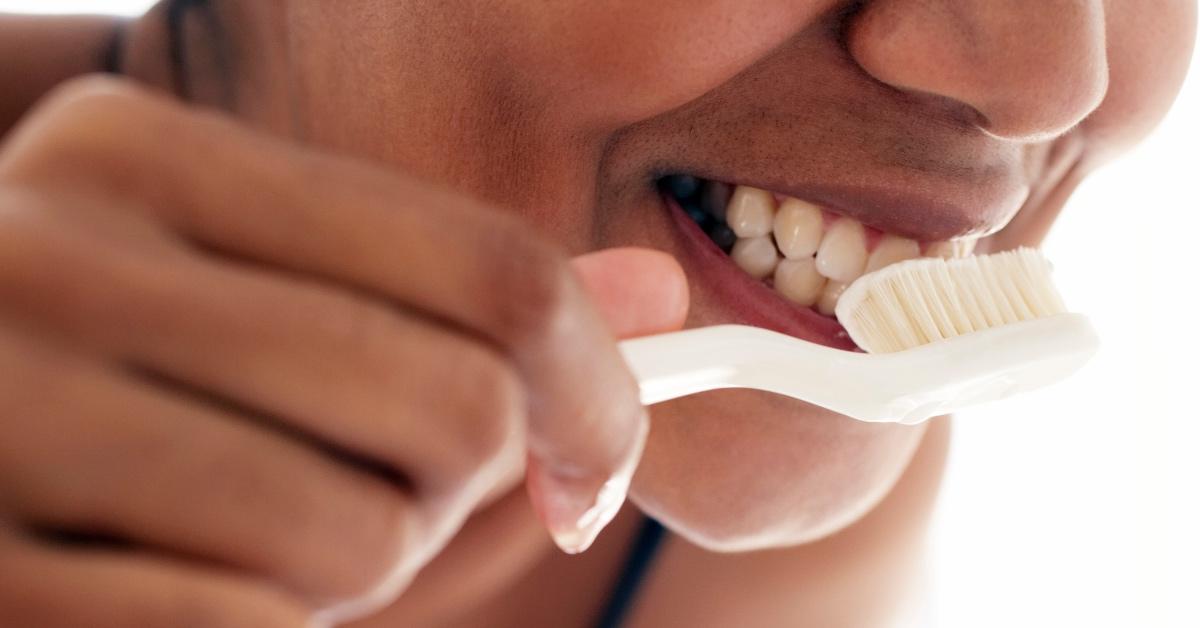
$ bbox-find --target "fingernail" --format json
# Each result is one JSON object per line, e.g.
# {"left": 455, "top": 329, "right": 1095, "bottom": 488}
{"left": 526, "top": 414, "right": 648, "bottom": 554}
{"left": 538, "top": 470, "right": 631, "bottom": 554}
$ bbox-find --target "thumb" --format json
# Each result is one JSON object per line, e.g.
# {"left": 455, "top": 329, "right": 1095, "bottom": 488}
{"left": 523, "top": 248, "right": 687, "bottom": 555}
{"left": 570, "top": 248, "right": 690, "bottom": 339}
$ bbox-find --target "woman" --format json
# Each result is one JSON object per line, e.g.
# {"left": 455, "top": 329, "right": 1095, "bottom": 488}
{"left": 0, "top": 1, "right": 1193, "bottom": 626}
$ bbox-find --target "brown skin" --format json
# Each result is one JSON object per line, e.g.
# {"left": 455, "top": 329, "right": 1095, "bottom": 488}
{"left": 0, "top": 1, "right": 1194, "bottom": 626}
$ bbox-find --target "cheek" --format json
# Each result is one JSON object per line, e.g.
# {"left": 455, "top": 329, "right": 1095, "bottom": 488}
{"left": 501, "top": 0, "right": 835, "bottom": 127}
{"left": 1084, "top": 0, "right": 1196, "bottom": 157}
{"left": 630, "top": 390, "right": 927, "bottom": 551}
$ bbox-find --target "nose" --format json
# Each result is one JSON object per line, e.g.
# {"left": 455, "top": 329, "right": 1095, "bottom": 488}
{"left": 846, "top": 0, "right": 1110, "bottom": 141}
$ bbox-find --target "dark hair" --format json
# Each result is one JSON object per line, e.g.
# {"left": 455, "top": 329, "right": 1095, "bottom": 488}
{"left": 167, "top": 0, "right": 208, "bottom": 96}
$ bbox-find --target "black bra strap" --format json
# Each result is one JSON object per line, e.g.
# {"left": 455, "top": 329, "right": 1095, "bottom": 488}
{"left": 593, "top": 516, "right": 668, "bottom": 628}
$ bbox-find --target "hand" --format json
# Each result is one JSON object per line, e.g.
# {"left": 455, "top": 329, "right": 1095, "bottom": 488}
{"left": 0, "top": 76, "right": 688, "bottom": 626}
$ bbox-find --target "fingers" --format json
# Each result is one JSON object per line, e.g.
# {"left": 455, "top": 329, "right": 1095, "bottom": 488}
{"left": 0, "top": 193, "right": 527, "bottom": 503}
{"left": 0, "top": 526, "right": 313, "bottom": 628}
{"left": 0, "top": 324, "right": 422, "bottom": 608}
{"left": 0, "top": 193, "right": 533, "bottom": 618}
{"left": 570, "top": 248, "right": 690, "bottom": 339}
{"left": 1, "top": 76, "right": 653, "bottom": 551}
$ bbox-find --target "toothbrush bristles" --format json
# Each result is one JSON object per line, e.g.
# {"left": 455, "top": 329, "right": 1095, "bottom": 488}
{"left": 834, "top": 247, "right": 1069, "bottom": 354}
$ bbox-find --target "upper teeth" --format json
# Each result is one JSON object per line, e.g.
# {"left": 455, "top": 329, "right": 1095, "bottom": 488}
{"left": 866, "top": 233, "right": 921, "bottom": 273}
{"left": 693, "top": 183, "right": 978, "bottom": 316}
{"left": 815, "top": 218, "right": 868, "bottom": 283}
{"left": 726, "top": 186, "right": 776, "bottom": 238}
{"left": 773, "top": 198, "right": 823, "bottom": 259}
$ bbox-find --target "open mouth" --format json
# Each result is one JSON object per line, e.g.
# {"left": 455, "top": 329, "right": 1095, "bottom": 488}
{"left": 658, "top": 175, "right": 979, "bottom": 346}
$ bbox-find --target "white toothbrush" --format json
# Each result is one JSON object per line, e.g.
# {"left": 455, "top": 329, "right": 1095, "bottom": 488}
{"left": 618, "top": 248, "right": 1099, "bottom": 425}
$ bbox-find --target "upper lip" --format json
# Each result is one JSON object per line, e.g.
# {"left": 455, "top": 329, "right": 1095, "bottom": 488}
{"left": 609, "top": 32, "right": 1051, "bottom": 247}
{"left": 633, "top": 86, "right": 1039, "bottom": 246}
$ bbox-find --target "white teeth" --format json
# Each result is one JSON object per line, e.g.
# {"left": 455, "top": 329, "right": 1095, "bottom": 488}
{"left": 714, "top": 186, "right": 982, "bottom": 318}
{"left": 773, "top": 258, "right": 827, "bottom": 307}
{"left": 730, "top": 236, "right": 780, "bottom": 279}
{"left": 926, "top": 239, "right": 976, "bottom": 259}
{"left": 865, "top": 234, "right": 921, "bottom": 273}
{"left": 815, "top": 218, "right": 868, "bottom": 283}
{"left": 726, "top": 186, "right": 776, "bottom": 238}
{"left": 816, "top": 281, "right": 848, "bottom": 317}
{"left": 773, "top": 198, "right": 824, "bottom": 259}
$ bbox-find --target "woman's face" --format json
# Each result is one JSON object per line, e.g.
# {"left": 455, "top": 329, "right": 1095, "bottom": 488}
{"left": 152, "top": 0, "right": 1195, "bottom": 547}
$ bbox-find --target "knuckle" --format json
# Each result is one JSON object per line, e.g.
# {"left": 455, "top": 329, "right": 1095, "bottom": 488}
{"left": 35, "top": 74, "right": 148, "bottom": 119}
{"left": 0, "top": 76, "right": 150, "bottom": 184}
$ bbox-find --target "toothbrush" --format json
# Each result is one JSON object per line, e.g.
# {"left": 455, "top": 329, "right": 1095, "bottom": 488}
{"left": 617, "top": 248, "right": 1099, "bottom": 425}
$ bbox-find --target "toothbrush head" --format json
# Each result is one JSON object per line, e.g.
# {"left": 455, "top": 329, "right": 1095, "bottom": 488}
{"left": 835, "top": 248, "right": 1070, "bottom": 354}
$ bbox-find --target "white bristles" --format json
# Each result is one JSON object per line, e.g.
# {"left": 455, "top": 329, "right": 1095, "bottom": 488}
{"left": 834, "top": 247, "right": 1069, "bottom": 354}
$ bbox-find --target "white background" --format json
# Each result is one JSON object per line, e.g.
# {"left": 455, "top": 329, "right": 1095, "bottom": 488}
{"left": 917, "top": 43, "right": 1200, "bottom": 628}
{"left": 2, "top": 1, "right": 1198, "bottom": 627}
{"left": 907, "top": 48, "right": 1200, "bottom": 624}
{"left": 0, "top": 0, "right": 153, "bottom": 14}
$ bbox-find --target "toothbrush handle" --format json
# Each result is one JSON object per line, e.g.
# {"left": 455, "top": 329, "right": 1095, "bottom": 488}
{"left": 620, "top": 316, "right": 1101, "bottom": 425}
{"left": 617, "top": 325, "right": 867, "bottom": 407}
{"left": 618, "top": 329, "right": 740, "bottom": 405}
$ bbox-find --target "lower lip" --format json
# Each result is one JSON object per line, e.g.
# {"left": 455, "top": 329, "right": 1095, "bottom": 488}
{"left": 662, "top": 195, "right": 858, "bottom": 351}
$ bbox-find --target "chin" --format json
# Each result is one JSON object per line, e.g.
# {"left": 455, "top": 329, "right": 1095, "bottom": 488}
{"left": 628, "top": 388, "right": 928, "bottom": 552}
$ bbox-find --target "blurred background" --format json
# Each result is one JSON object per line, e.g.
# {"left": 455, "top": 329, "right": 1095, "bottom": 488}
{"left": 2, "top": 1, "right": 1197, "bottom": 627}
